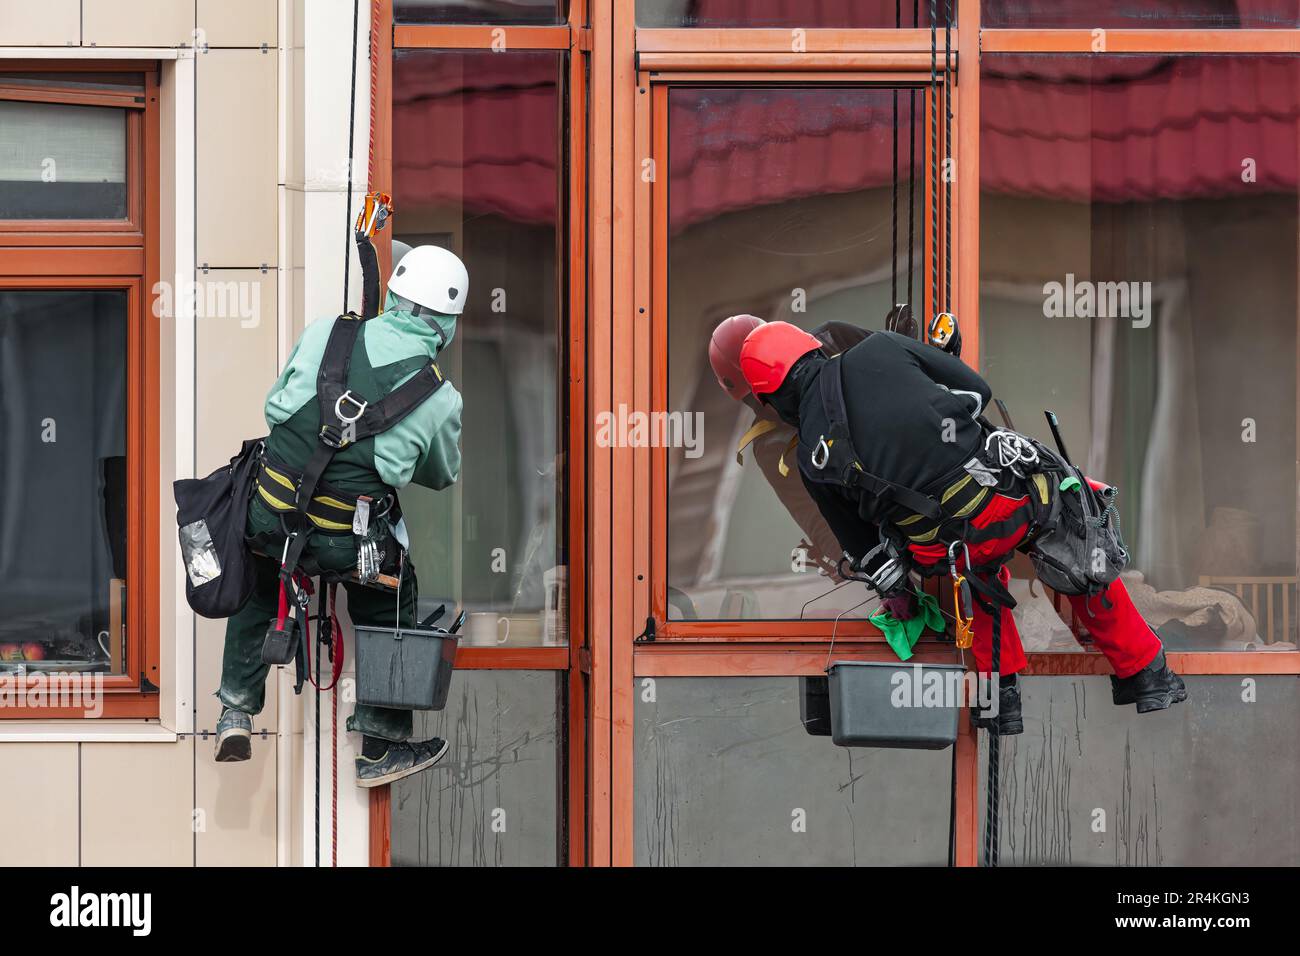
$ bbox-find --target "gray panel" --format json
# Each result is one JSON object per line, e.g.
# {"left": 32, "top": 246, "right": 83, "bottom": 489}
{"left": 988, "top": 676, "right": 1300, "bottom": 865}
{"left": 635, "top": 677, "right": 953, "bottom": 866}
{"left": 391, "top": 670, "right": 561, "bottom": 867}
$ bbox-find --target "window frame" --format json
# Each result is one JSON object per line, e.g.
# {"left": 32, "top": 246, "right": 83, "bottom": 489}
{"left": 608, "top": 0, "right": 1300, "bottom": 866}
{"left": 376, "top": 0, "right": 1300, "bottom": 869}
{"left": 0, "top": 61, "right": 161, "bottom": 718}
{"left": 645, "top": 70, "right": 949, "bottom": 642}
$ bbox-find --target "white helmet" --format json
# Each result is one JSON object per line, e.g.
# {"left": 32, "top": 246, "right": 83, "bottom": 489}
{"left": 387, "top": 244, "right": 469, "bottom": 315}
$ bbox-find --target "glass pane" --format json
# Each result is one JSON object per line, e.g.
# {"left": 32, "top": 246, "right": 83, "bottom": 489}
{"left": 0, "top": 290, "right": 128, "bottom": 676}
{"left": 0, "top": 72, "right": 145, "bottom": 93}
{"left": 0, "top": 100, "right": 128, "bottom": 220}
{"left": 636, "top": 677, "right": 953, "bottom": 864}
{"left": 393, "top": 50, "right": 568, "bottom": 647}
{"left": 667, "top": 86, "right": 923, "bottom": 620}
{"left": 982, "top": 0, "right": 1300, "bottom": 29}
{"left": 391, "top": 670, "right": 563, "bottom": 865}
{"left": 638, "top": 0, "right": 951, "bottom": 28}
{"left": 986, "top": 676, "right": 1300, "bottom": 864}
{"left": 395, "top": 0, "right": 564, "bottom": 24}
{"left": 980, "top": 54, "right": 1299, "bottom": 652}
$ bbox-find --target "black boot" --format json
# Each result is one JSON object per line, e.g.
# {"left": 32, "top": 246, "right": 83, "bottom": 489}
{"left": 1111, "top": 646, "right": 1187, "bottom": 714}
{"left": 971, "top": 673, "right": 1023, "bottom": 736}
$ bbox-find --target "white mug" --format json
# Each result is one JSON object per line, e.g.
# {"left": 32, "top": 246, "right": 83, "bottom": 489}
{"left": 465, "top": 612, "right": 510, "bottom": 647}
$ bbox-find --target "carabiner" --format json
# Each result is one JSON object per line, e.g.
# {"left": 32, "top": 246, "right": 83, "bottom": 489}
{"left": 811, "top": 436, "right": 831, "bottom": 470}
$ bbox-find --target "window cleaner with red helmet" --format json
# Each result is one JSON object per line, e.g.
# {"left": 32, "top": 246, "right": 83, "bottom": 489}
{"left": 710, "top": 312, "right": 880, "bottom": 581}
{"left": 737, "top": 320, "right": 1187, "bottom": 738}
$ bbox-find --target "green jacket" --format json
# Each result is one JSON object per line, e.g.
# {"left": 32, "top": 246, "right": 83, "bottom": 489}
{"left": 262, "top": 292, "right": 462, "bottom": 496}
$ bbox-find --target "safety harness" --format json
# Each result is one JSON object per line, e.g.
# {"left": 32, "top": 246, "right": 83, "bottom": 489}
{"left": 265, "top": 311, "right": 446, "bottom": 659}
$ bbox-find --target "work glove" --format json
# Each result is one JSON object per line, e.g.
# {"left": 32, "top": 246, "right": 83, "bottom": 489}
{"left": 881, "top": 591, "right": 917, "bottom": 621}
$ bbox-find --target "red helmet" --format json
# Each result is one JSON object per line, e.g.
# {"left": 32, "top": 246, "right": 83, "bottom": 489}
{"left": 709, "top": 314, "right": 766, "bottom": 400}
{"left": 739, "top": 321, "right": 823, "bottom": 397}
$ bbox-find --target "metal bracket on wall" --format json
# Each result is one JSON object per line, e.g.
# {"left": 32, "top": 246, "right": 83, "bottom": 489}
{"left": 634, "top": 617, "right": 656, "bottom": 644}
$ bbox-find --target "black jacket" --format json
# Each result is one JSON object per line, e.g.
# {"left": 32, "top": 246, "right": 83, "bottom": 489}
{"left": 769, "top": 332, "right": 993, "bottom": 561}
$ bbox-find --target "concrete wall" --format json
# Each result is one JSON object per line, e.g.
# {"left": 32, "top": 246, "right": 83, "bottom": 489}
{"left": 0, "top": 0, "right": 373, "bottom": 867}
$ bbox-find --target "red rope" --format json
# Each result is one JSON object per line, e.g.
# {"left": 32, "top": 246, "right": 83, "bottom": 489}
{"left": 368, "top": 0, "right": 380, "bottom": 187}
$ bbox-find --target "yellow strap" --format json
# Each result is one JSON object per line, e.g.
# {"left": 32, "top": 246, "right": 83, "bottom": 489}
{"left": 735, "top": 419, "right": 780, "bottom": 466}
{"left": 777, "top": 434, "right": 799, "bottom": 477}
{"left": 263, "top": 466, "right": 296, "bottom": 493}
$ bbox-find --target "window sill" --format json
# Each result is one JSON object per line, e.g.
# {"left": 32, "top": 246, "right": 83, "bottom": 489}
{"left": 0, "top": 721, "right": 177, "bottom": 743}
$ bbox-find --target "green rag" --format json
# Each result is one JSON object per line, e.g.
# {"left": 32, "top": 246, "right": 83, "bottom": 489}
{"left": 869, "top": 592, "right": 946, "bottom": 661}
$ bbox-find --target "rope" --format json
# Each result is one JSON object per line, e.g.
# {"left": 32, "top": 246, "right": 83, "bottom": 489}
{"left": 342, "top": 0, "right": 361, "bottom": 312}
{"left": 890, "top": 0, "right": 900, "bottom": 305}
{"left": 944, "top": 0, "right": 953, "bottom": 310}
{"left": 984, "top": 591, "right": 1002, "bottom": 868}
{"left": 969, "top": 576, "right": 1006, "bottom": 868}
{"left": 928, "top": 0, "right": 938, "bottom": 321}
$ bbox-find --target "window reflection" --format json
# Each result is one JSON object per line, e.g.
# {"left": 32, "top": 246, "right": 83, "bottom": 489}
{"left": 636, "top": 677, "right": 953, "bottom": 865}
{"left": 0, "top": 290, "right": 128, "bottom": 674}
{"left": 391, "top": 670, "right": 563, "bottom": 866}
{"left": 637, "top": 0, "right": 951, "bottom": 28}
{"left": 988, "top": 676, "right": 1300, "bottom": 865}
{"left": 393, "top": 50, "right": 567, "bottom": 646}
{"left": 982, "top": 0, "right": 1300, "bottom": 29}
{"left": 395, "top": 0, "right": 564, "bottom": 24}
{"left": 0, "top": 100, "right": 127, "bottom": 220}
{"left": 980, "top": 54, "right": 1299, "bottom": 652}
{"left": 666, "top": 86, "right": 923, "bottom": 620}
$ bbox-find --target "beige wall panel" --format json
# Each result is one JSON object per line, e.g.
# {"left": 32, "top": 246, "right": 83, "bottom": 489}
{"left": 0, "top": 2, "right": 80, "bottom": 45}
{"left": 195, "top": 734, "right": 277, "bottom": 866}
{"left": 83, "top": 0, "right": 195, "bottom": 47}
{"left": 196, "top": 49, "right": 279, "bottom": 266}
{"left": 197, "top": 0, "right": 278, "bottom": 48}
{"left": 284, "top": 187, "right": 306, "bottom": 341}
{"left": 195, "top": 613, "right": 281, "bottom": 732}
{"left": 0, "top": 744, "right": 79, "bottom": 865}
{"left": 194, "top": 268, "right": 279, "bottom": 732}
{"left": 81, "top": 738, "right": 195, "bottom": 866}
{"left": 194, "top": 268, "right": 278, "bottom": 474}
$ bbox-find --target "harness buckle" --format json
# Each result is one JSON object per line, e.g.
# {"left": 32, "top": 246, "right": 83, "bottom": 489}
{"left": 319, "top": 423, "right": 350, "bottom": 449}
{"left": 811, "top": 436, "right": 831, "bottom": 470}
{"left": 334, "top": 390, "right": 367, "bottom": 423}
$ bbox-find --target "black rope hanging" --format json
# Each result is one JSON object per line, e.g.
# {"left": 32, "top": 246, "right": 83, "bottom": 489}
{"left": 907, "top": 0, "right": 917, "bottom": 313}
{"left": 890, "top": 0, "right": 900, "bottom": 307}
{"left": 928, "top": 0, "right": 939, "bottom": 325}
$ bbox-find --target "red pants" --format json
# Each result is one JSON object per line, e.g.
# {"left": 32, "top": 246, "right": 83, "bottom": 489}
{"left": 911, "top": 492, "right": 1161, "bottom": 679}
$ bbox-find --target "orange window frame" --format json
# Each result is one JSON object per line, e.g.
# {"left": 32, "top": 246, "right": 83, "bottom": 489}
{"left": 377, "top": 0, "right": 1300, "bottom": 868}
{"left": 0, "top": 62, "right": 161, "bottom": 719}
{"left": 370, "top": 0, "right": 590, "bottom": 866}
{"left": 643, "top": 71, "right": 950, "bottom": 643}
{"left": 601, "top": 0, "right": 1300, "bottom": 868}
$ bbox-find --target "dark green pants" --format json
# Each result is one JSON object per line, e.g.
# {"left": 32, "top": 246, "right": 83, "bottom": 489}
{"left": 218, "top": 496, "right": 417, "bottom": 742}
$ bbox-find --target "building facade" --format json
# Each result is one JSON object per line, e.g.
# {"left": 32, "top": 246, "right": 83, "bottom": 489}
{"left": 0, "top": 0, "right": 1296, "bottom": 867}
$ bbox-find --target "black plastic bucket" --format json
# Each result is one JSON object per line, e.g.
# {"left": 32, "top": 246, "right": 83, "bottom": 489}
{"left": 798, "top": 676, "right": 833, "bottom": 736}
{"left": 354, "top": 625, "right": 458, "bottom": 711}
{"left": 826, "top": 660, "right": 966, "bottom": 750}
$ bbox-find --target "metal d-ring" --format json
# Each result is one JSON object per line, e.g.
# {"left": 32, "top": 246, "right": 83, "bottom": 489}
{"left": 334, "top": 390, "right": 367, "bottom": 423}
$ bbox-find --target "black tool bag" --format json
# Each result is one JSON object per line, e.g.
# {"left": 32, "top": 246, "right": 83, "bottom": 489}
{"left": 174, "top": 437, "right": 265, "bottom": 618}
{"left": 1021, "top": 442, "right": 1130, "bottom": 598}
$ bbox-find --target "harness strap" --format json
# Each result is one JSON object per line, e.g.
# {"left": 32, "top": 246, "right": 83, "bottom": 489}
{"left": 280, "top": 312, "right": 447, "bottom": 585}
{"left": 735, "top": 419, "right": 781, "bottom": 466}
{"left": 816, "top": 355, "right": 948, "bottom": 522}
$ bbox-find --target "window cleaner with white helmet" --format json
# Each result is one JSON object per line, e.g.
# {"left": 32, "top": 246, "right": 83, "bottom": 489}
{"left": 198, "top": 193, "right": 469, "bottom": 788}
